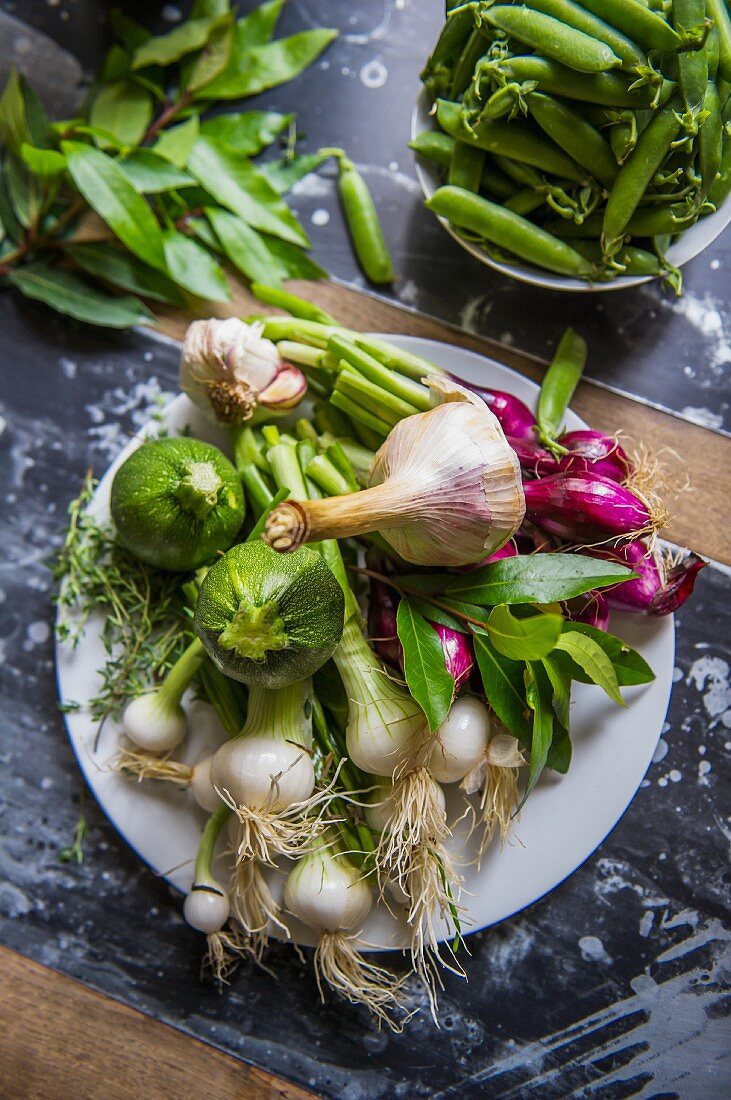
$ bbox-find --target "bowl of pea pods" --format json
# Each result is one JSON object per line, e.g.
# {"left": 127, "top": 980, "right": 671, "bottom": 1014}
{"left": 410, "top": 0, "right": 731, "bottom": 293}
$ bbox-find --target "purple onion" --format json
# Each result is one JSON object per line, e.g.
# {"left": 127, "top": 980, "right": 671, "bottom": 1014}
{"left": 368, "top": 576, "right": 474, "bottom": 688}
{"left": 586, "top": 541, "right": 705, "bottom": 616}
{"left": 471, "top": 387, "right": 538, "bottom": 441}
{"left": 565, "top": 590, "right": 611, "bottom": 631}
{"left": 451, "top": 539, "right": 519, "bottom": 574}
{"left": 556, "top": 430, "right": 633, "bottom": 483}
{"left": 508, "top": 435, "right": 559, "bottom": 477}
{"left": 523, "top": 473, "right": 652, "bottom": 542}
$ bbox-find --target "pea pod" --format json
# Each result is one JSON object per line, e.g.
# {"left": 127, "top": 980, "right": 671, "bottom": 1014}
{"left": 602, "top": 101, "right": 683, "bottom": 255}
{"left": 698, "top": 81, "right": 723, "bottom": 198}
{"left": 537, "top": 327, "right": 587, "bottom": 449}
{"left": 481, "top": 158, "right": 521, "bottom": 198}
{"left": 706, "top": 0, "right": 731, "bottom": 83}
{"left": 421, "top": 3, "right": 479, "bottom": 97}
{"left": 708, "top": 125, "right": 731, "bottom": 206}
{"left": 674, "top": 0, "right": 708, "bottom": 119}
{"left": 609, "top": 113, "right": 638, "bottom": 163}
{"left": 437, "top": 98, "right": 586, "bottom": 180}
{"left": 516, "top": 0, "right": 650, "bottom": 72}
{"left": 448, "top": 140, "right": 486, "bottom": 191}
{"left": 505, "top": 188, "right": 546, "bottom": 214}
{"left": 571, "top": 239, "right": 669, "bottom": 273}
{"left": 527, "top": 92, "right": 619, "bottom": 187}
{"left": 409, "top": 130, "right": 456, "bottom": 169}
{"left": 490, "top": 55, "right": 675, "bottom": 106}
{"left": 478, "top": 5, "right": 622, "bottom": 72}
{"left": 425, "top": 185, "right": 595, "bottom": 276}
{"left": 450, "top": 27, "right": 490, "bottom": 97}
{"left": 324, "top": 150, "right": 394, "bottom": 284}
{"left": 548, "top": 201, "right": 697, "bottom": 237}
{"left": 572, "top": 0, "right": 682, "bottom": 52}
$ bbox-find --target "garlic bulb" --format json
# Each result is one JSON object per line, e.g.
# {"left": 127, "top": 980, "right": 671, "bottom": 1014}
{"left": 264, "top": 378, "right": 525, "bottom": 566}
{"left": 180, "top": 317, "right": 306, "bottom": 426}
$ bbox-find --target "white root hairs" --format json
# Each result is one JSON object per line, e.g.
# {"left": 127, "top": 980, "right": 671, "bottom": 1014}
{"left": 114, "top": 747, "right": 193, "bottom": 785}
{"left": 229, "top": 861, "right": 289, "bottom": 960}
{"left": 314, "top": 931, "right": 410, "bottom": 1032}
{"left": 218, "top": 759, "right": 345, "bottom": 866}
{"left": 477, "top": 764, "right": 521, "bottom": 857}
{"left": 375, "top": 768, "right": 465, "bottom": 1020}
{"left": 203, "top": 923, "right": 252, "bottom": 985}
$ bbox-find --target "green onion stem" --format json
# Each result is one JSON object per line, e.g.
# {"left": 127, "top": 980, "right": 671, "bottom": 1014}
{"left": 249, "top": 283, "right": 337, "bottom": 324}
{"left": 260, "top": 317, "right": 345, "bottom": 348}
{"left": 245, "top": 486, "right": 289, "bottom": 543}
{"left": 313, "top": 401, "right": 355, "bottom": 438}
{"left": 336, "top": 369, "right": 419, "bottom": 424}
{"left": 325, "top": 441, "right": 361, "bottom": 491}
{"left": 329, "top": 390, "right": 391, "bottom": 438}
{"left": 275, "top": 341, "right": 325, "bottom": 368}
{"left": 354, "top": 335, "right": 445, "bottom": 383}
{"left": 197, "top": 658, "right": 247, "bottom": 739}
{"left": 158, "top": 637, "right": 205, "bottom": 706}
{"left": 230, "top": 425, "right": 270, "bottom": 473}
{"left": 329, "top": 335, "right": 433, "bottom": 410}
{"left": 194, "top": 804, "right": 230, "bottom": 883}
{"left": 239, "top": 463, "right": 275, "bottom": 516}
{"left": 306, "top": 454, "right": 352, "bottom": 497}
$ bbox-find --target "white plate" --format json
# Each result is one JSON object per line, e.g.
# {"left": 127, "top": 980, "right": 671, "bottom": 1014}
{"left": 411, "top": 88, "right": 731, "bottom": 293}
{"left": 56, "top": 335, "right": 675, "bottom": 949}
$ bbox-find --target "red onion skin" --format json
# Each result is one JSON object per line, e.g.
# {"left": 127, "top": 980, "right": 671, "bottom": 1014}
{"left": 586, "top": 541, "right": 706, "bottom": 615}
{"left": 471, "top": 387, "right": 538, "bottom": 441}
{"left": 368, "top": 578, "right": 474, "bottom": 688}
{"left": 556, "top": 431, "right": 633, "bottom": 483}
{"left": 451, "top": 539, "right": 519, "bottom": 573}
{"left": 565, "top": 590, "right": 611, "bottom": 631}
{"left": 508, "top": 436, "right": 559, "bottom": 476}
{"left": 523, "top": 473, "right": 651, "bottom": 542}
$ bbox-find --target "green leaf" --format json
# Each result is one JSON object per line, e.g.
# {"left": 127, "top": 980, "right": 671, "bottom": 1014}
{"left": 541, "top": 654, "right": 571, "bottom": 730}
{"left": 402, "top": 595, "right": 468, "bottom": 634}
{"left": 396, "top": 598, "right": 454, "bottom": 732}
{"left": 199, "top": 110, "right": 291, "bottom": 155}
{"left": 395, "top": 574, "right": 450, "bottom": 595}
{"left": 20, "top": 79, "right": 49, "bottom": 147}
{"left": 261, "top": 235, "right": 328, "bottom": 280}
{"left": 161, "top": 228, "right": 231, "bottom": 301}
{"left": 446, "top": 553, "right": 636, "bottom": 606}
{"left": 187, "top": 136, "right": 309, "bottom": 247}
{"left": 62, "top": 141, "right": 166, "bottom": 270}
{"left": 8, "top": 262, "right": 155, "bottom": 328}
{"left": 109, "top": 9, "right": 151, "bottom": 51}
{"left": 553, "top": 632, "right": 625, "bottom": 707}
{"left": 89, "top": 81, "right": 153, "bottom": 148}
{"left": 236, "top": 0, "right": 286, "bottom": 47}
{"left": 486, "top": 604, "right": 563, "bottom": 661}
{"left": 191, "top": 0, "right": 231, "bottom": 16}
{"left": 546, "top": 721, "right": 572, "bottom": 773}
{"left": 154, "top": 115, "right": 200, "bottom": 168}
{"left": 524, "top": 662, "right": 554, "bottom": 799}
{"left": 118, "top": 150, "right": 195, "bottom": 192}
{"left": 187, "top": 19, "right": 235, "bottom": 92}
{"left": 0, "top": 70, "right": 30, "bottom": 154}
{"left": 20, "top": 143, "right": 66, "bottom": 177}
{"left": 0, "top": 167, "right": 23, "bottom": 241}
{"left": 561, "top": 623, "right": 655, "bottom": 687}
{"left": 205, "top": 206, "right": 282, "bottom": 286}
{"left": 99, "top": 43, "right": 131, "bottom": 83}
{"left": 260, "top": 152, "right": 327, "bottom": 195}
{"left": 187, "top": 215, "right": 222, "bottom": 252}
{"left": 202, "top": 29, "right": 338, "bottom": 100}
{"left": 473, "top": 633, "right": 531, "bottom": 747}
{"left": 4, "top": 155, "right": 40, "bottom": 229}
{"left": 67, "top": 242, "right": 185, "bottom": 306}
{"left": 132, "top": 16, "right": 226, "bottom": 70}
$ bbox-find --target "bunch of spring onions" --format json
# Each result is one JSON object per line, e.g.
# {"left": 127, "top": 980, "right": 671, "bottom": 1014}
{"left": 75, "top": 297, "right": 705, "bottom": 1029}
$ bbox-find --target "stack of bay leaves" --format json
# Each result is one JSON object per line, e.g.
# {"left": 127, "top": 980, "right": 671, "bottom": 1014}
{"left": 0, "top": 0, "right": 363, "bottom": 328}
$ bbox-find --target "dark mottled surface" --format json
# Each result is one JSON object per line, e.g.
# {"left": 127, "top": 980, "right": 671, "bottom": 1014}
{"left": 0, "top": 1, "right": 730, "bottom": 1097}
{"left": 2, "top": 0, "right": 731, "bottom": 432}
{"left": 0, "top": 293, "right": 729, "bottom": 1099}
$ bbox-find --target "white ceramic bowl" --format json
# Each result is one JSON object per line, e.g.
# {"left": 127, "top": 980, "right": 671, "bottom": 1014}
{"left": 411, "top": 88, "right": 731, "bottom": 293}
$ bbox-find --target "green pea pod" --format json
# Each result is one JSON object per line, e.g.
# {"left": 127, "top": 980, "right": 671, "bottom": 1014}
{"left": 425, "top": 185, "right": 595, "bottom": 276}
{"left": 698, "top": 81, "right": 723, "bottom": 198}
{"left": 409, "top": 130, "right": 456, "bottom": 169}
{"left": 602, "top": 102, "right": 683, "bottom": 255}
{"left": 516, "top": 0, "right": 649, "bottom": 72}
{"left": 571, "top": 239, "right": 666, "bottom": 273}
{"left": 438, "top": 98, "right": 586, "bottom": 180}
{"left": 527, "top": 92, "right": 619, "bottom": 187}
{"left": 706, "top": 0, "right": 731, "bottom": 83}
{"left": 708, "top": 125, "right": 731, "bottom": 206}
{"left": 448, "top": 140, "right": 486, "bottom": 191}
{"left": 494, "top": 55, "right": 675, "bottom": 107}
{"left": 548, "top": 202, "right": 698, "bottom": 238}
{"left": 675, "top": 0, "right": 708, "bottom": 118}
{"left": 505, "top": 187, "right": 546, "bottom": 215}
{"left": 421, "top": 3, "right": 479, "bottom": 97}
{"left": 481, "top": 159, "right": 519, "bottom": 198}
{"left": 571, "top": 0, "right": 681, "bottom": 52}
{"left": 328, "top": 151, "right": 394, "bottom": 284}
{"left": 537, "top": 327, "right": 587, "bottom": 451}
{"left": 478, "top": 5, "right": 622, "bottom": 72}
{"left": 450, "top": 27, "right": 490, "bottom": 97}
{"left": 609, "top": 115, "right": 638, "bottom": 163}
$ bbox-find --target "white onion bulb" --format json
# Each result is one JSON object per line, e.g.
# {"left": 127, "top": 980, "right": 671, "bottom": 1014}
{"left": 429, "top": 696, "right": 492, "bottom": 784}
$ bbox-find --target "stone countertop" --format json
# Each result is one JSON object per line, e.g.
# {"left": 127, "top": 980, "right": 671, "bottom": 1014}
{"left": 0, "top": 297, "right": 728, "bottom": 1099}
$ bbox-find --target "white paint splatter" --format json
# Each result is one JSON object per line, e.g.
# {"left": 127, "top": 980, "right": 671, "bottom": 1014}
{"left": 59, "top": 357, "right": 77, "bottom": 379}
{"left": 360, "top": 59, "right": 388, "bottom": 89}
{"left": 698, "top": 760, "right": 712, "bottom": 784}
{"left": 652, "top": 738, "right": 669, "bottom": 764}
{"left": 161, "top": 4, "right": 182, "bottom": 21}
{"left": 311, "top": 208, "right": 330, "bottom": 227}
{"left": 579, "top": 935, "right": 613, "bottom": 964}
{"left": 26, "top": 620, "right": 50, "bottom": 645}
{"left": 688, "top": 656, "right": 731, "bottom": 728}
{"left": 639, "top": 910, "right": 655, "bottom": 938}
{"left": 669, "top": 769, "right": 682, "bottom": 783}
{"left": 670, "top": 291, "right": 731, "bottom": 374}
{"left": 680, "top": 406, "right": 725, "bottom": 430}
